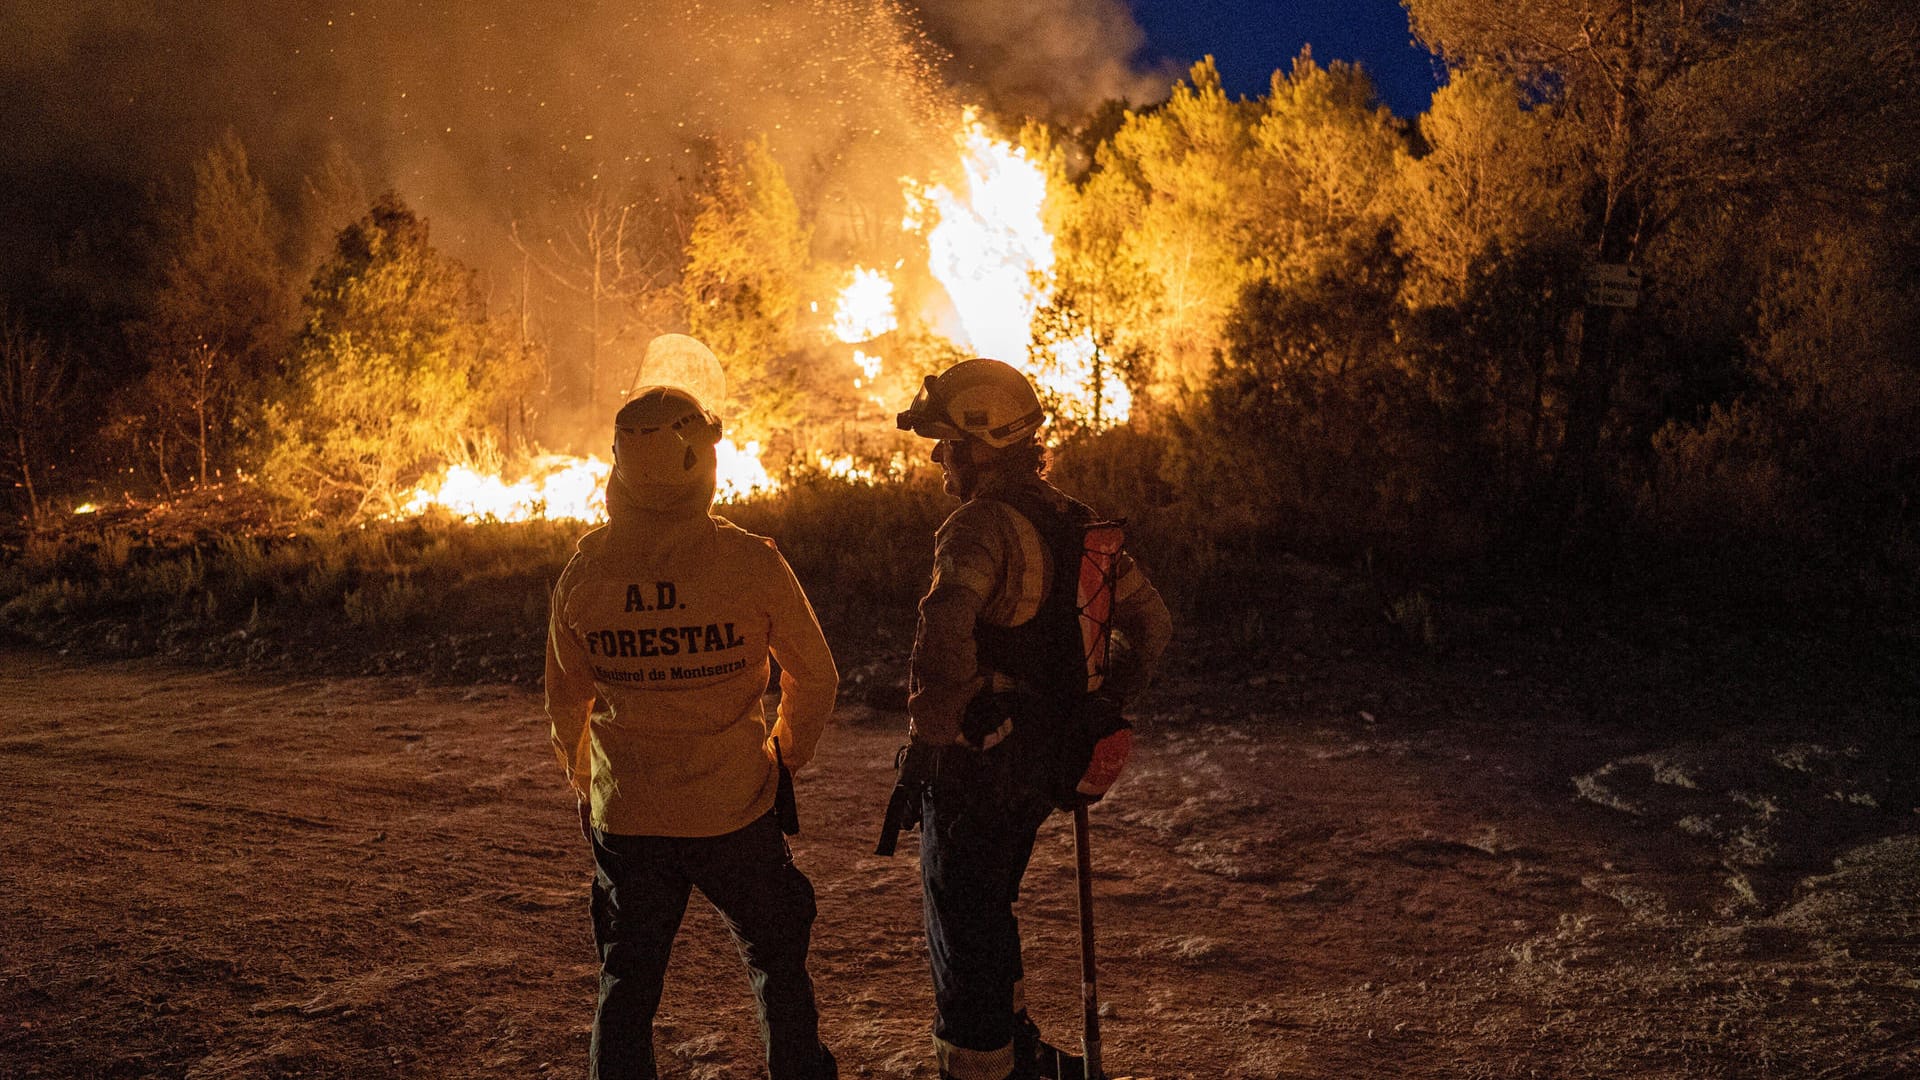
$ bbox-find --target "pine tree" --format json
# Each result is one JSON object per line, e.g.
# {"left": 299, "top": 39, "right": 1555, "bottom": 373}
{"left": 1093, "top": 58, "right": 1263, "bottom": 397}
{"left": 128, "top": 132, "right": 297, "bottom": 487}
{"left": 262, "top": 194, "right": 528, "bottom": 520}
{"left": 1403, "top": 0, "right": 1920, "bottom": 532}
{"left": 682, "top": 138, "right": 811, "bottom": 438}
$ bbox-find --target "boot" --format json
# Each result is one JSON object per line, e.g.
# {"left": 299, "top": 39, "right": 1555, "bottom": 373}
{"left": 1014, "top": 1013, "right": 1085, "bottom": 1080}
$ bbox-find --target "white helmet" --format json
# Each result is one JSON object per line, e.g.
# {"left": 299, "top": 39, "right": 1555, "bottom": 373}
{"left": 614, "top": 386, "right": 721, "bottom": 483}
{"left": 896, "top": 358, "right": 1045, "bottom": 449}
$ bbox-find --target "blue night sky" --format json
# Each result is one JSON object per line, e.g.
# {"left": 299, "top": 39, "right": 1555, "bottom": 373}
{"left": 1127, "top": 0, "right": 1445, "bottom": 116}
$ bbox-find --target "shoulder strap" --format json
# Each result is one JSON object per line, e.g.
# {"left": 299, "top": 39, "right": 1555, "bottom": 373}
{"left": 974, "top": 485, "right": 1127, "bottom": 696}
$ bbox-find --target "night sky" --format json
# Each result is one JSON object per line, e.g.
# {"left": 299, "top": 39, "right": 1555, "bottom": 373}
{"left": 1127, "top": 0, "right": 1443, "bottom": 116}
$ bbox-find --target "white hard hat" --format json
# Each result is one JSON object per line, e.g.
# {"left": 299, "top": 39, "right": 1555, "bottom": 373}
{"left": 896, "top": 358, "right": 1045, "bottom": 449}
{"left": 614, "top": 386, "right": 721, "bottom": 483}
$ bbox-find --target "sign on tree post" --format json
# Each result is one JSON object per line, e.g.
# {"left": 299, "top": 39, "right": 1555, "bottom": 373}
{"left": 1584, "top": 263, "right": 1642, "bottom": 308}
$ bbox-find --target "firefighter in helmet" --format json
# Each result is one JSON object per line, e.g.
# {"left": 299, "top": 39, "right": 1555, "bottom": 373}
{"left": 546, "top": 369, "right": 840, "bottom": 1080}
{"left": 887, "top": 358, "right": 1172, "bottom": 1080}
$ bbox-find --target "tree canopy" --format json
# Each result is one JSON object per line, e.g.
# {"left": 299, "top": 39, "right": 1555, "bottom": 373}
{"left": 262, "top": 194, "right": 531, "bottom": 520}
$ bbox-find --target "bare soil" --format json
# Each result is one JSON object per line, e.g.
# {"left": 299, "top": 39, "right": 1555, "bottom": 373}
{"left": 2, "top": 644, "right": 1916, "bottom": 1079}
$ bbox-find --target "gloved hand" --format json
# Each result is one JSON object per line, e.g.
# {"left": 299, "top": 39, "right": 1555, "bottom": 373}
{"left": 1071, "top": 691, "right": 1132, "bottom": 804}
{"left": 958, "top": 691, "right": 1014, "bottom": 750}
{"left": 874, "top": 739, "right": 940, "bottom": 856}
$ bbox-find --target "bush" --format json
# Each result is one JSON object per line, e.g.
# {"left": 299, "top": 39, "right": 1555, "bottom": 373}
{"left": 1640, "top": 401, "right": 1816, "bottom": 545}
{"left": 344, "top": 576, "right": 426, "bottom": 629}
{"left": 719, "top": 472, "right": 951, "bottom": 647}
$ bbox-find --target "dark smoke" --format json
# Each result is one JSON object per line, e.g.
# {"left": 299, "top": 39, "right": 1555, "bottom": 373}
{"left": 913, "top": 0, "right": 1171, "bottom": 121}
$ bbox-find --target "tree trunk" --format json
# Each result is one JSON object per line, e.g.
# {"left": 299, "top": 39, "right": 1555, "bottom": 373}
{"left": 1545, "top": 31, "right": 1644, "bottom": 545}
{"left": 15, "top": 428, "right": 38, "bottom": 518}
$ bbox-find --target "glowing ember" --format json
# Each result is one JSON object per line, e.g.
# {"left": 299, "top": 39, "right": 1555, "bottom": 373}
{"left": 831, "top": 267, "right": 898, "bottom": 344}
{"left": 72, "top": 503, "right": 98, "bottom": 515}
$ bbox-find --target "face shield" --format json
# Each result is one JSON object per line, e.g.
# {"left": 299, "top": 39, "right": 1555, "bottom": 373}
{"left": 896, "top": 375, "right": 968, "bottom": 441}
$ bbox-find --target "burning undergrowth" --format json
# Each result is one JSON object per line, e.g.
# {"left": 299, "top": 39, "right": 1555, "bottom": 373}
{"left": 393, "top": 109, "right": 1128, "bottom": 527}
{"left": 0, "top": 473, "right": 953, "bottom": 688}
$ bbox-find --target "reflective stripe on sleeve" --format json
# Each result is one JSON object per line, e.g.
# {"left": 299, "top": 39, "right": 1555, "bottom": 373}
{"left": 984, "top": 500, "right": 1047, "bottom": 626}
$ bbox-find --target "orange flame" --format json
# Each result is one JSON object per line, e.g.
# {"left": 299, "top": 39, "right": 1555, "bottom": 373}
{"left": 899, "top": 109, "right": 1129, "bottom": 427}
{"left": 398, "top": 109, "right": 1128, "bottom": 524}
{"left": 398, "top": 442, "right": 774, "bottom": 523}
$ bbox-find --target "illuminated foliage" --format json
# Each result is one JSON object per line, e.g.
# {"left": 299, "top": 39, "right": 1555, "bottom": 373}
{"left": 1247, "top": 54, "right": 1400, "bottom": 287}
{"left": 262, "top": 195, "right": 531, "bottom": 520}
{"left": 1400, "top": 0, "right": 1920, "bottom": 550}
{"left": 1028, "top": 122, "right": 1152, "bottom": 431}
{"left": 1085, "top": 58, "right": 1262, "bottom": 397}
{"left": 1054, "top": 55, "right": 1408, "bottom": 402}
{"left": 1390, "top": 66, "right": 1580, "bottom": 309}
{"left": 683, "top": 138, "right": 812, "bottom": 438}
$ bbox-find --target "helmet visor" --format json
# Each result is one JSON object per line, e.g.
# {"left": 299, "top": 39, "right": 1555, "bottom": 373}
{"left": 896, "top": 375, "right": 967, "bottom": 440}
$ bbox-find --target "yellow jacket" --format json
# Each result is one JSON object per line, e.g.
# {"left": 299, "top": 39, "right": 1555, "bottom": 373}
{"left": 546, "top": 484, "right": 837, "bottom": 837}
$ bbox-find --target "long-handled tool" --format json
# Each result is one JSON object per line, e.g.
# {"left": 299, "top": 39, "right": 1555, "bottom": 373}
{"left": 1072, "top": 803, "right": 1105, "bottom": 1080}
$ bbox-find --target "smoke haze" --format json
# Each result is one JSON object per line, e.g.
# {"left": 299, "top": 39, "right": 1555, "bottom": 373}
{"left": 1, "top": 0, "right": 1164, "bottom": 289}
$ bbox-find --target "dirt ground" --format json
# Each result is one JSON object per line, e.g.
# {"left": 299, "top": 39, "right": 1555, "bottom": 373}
{"left": 1, "top": 645, "right": 1916, "bottom": 1079}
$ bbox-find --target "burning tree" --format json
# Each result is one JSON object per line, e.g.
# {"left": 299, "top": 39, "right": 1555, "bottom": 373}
{"left": 684, "top": 138, "right": 812, "bottom": 440}
{"left": 512, "top": 176, "right": 687, "bottom": 421}
{"left": 261, "top": 195, "right": 536, "bottom": 521}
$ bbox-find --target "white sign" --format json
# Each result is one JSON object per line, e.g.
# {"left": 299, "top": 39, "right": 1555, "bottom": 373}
{"left": 1585, "top": 263, "right": 1642, "bottom": 308}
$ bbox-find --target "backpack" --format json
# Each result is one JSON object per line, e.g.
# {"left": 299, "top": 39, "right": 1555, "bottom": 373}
{"left": 967, "top": 484, "right": 1132, "bottom": 809}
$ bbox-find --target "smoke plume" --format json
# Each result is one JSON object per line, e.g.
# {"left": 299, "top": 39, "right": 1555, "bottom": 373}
{"left": 0, "top": 0, "right": 1164, "bottom": 292}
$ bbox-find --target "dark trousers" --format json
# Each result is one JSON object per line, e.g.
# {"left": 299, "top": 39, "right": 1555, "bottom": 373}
{"left": 919, "top": 745, "right": 1057, "bottom": 1076}
{"left": 589, "top": 810, "right": 827, "bottom": 1080}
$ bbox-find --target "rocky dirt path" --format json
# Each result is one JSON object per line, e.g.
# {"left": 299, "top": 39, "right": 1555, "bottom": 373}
{"left": 2, "top": 649, "right": 1915, "bottom": 1078}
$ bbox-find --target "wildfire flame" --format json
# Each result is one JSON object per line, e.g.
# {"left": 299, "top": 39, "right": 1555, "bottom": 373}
{"left": 399, "top": 455, "right": 609, "bottom": 522}
{"left": 831, "top": 266, "right": 898, "bottom": 344}
{"left": 903, "top": 109, "right": 1130, "bottom": 428}
{"left": 397, "top": 109, "right": 1127, "bottom": 524}
{"left": 907, "top": 110, "right": 1056, "bottom": 366}
{"left": 399, "top": 443, "right": 775, "bottom": 523}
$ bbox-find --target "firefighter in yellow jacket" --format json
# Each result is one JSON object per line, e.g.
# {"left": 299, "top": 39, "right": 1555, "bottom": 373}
{"left": 547, "top": 381, "right": 840, "bottom": 1080}
{"left": 888, "top": 358, "right": 1173, "bottom": 1080}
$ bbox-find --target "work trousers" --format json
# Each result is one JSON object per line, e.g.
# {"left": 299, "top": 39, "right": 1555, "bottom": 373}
{"left": 589, "top": 810, "right": 828, "bottom": 1080}
{"left": 918, "top": 745, "right": 1057, "bottom": 1080}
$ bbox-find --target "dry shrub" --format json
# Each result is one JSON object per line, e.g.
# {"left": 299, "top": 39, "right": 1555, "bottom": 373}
{"left": 718, "top": 473, "right": 950, "bottom": 647}
{"left": 344, "top": 576, "right": 426, "bottom": 629}
{"left": 1641, "top": 401, "right": 1816, "bottom": 545}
